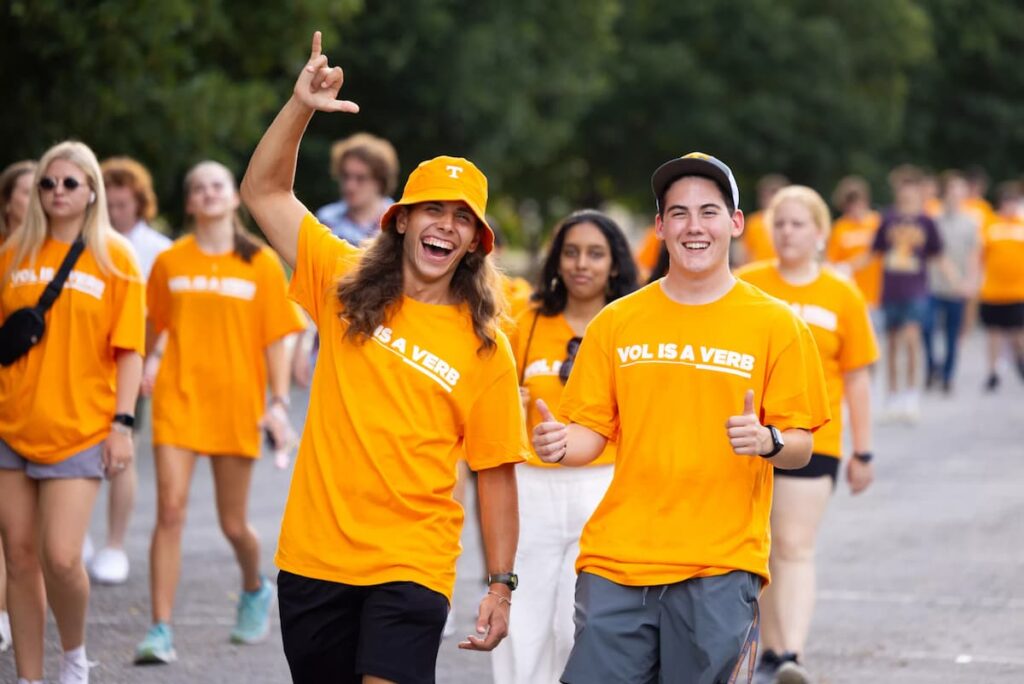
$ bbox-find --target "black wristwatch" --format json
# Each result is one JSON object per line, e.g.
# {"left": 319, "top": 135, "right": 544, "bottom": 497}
{"left": 761, "top": 425, "right": 785, "bottom": 458}
{"left": 852, "top": 451, "right": 873, "bottom": 463}
{"left": 487, "top": 572, "right": 518, "bottom": 591}
{"left": 113, "top": 413, "right": 136, "bottom": 429}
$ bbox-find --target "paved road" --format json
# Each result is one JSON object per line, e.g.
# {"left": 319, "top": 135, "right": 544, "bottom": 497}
{"left": 2, "top": 331, "right": 1022, "bottom": 683}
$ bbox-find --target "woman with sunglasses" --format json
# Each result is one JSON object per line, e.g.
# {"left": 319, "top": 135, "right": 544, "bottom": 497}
{"left": 0, "top": 141, "right": 145, "bottom": 684}
{"left": 492, "top": 209, "right": 637, "bottom": 684}
{"left": 736, "top": 186, "right": 879, "bottom": 684}
{"left": 133, "top": 161, "right": 304, "bottom": 665}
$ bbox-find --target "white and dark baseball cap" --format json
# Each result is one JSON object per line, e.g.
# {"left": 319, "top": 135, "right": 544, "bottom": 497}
{"left": 651, "top": 152, "right": 740, "bottom": 212}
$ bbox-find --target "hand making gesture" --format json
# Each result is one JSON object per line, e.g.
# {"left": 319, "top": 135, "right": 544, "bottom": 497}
{"left": 293, "top": 31, "right": 360, "bottom": 114}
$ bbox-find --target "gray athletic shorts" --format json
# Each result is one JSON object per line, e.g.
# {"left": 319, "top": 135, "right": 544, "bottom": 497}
{"left": 561, "top": 570, "right": 761, "bottom": 684}
{"left": 0, "top": 439, "right": 104, "bottom": 480}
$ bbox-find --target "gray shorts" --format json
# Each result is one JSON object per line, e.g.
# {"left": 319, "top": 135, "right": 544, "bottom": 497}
{"left": 562, "top": 570, "right": 760, "bottom": 684}
{"left": 0, "top": 439, "right": 105, "bottom": 480}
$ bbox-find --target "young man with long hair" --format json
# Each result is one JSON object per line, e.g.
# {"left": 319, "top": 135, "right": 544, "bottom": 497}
{"left": 240, "top": 32, "right": 524, "bottom": 684}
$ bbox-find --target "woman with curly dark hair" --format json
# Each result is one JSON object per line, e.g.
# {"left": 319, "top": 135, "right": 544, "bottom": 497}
{"left": 492, "top": 209, "right": 637, "bottom": 684}
{"left": 240, "top": 31, "right": 525, "bottom": 683}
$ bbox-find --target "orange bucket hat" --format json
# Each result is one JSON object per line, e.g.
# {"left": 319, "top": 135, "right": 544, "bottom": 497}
{"left": 379, "top": 156, "right": 495, "bottom": 254}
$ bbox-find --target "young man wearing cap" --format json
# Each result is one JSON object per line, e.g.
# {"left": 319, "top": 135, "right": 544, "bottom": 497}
{"left": 240, "top": 32, "right": 525, "bottom": 684}
{"left": 532, "top": 153, "right": 830, "bottom": 683}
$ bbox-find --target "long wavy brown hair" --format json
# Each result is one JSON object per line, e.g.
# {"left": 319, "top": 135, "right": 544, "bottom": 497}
{"left": 336, "top": 217, "right": 505, "bottom": 355}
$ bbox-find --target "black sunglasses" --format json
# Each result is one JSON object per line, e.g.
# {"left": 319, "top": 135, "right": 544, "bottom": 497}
{"left": 558, "top": 336, "right": 583, "bottom": 385}
{"left": 38, "top": 177, "right": 83, "bottom": 192}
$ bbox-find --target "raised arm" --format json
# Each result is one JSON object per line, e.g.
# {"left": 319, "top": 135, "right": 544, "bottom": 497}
{"left": 240, "top": 31, "right": 359, "bottom": 268}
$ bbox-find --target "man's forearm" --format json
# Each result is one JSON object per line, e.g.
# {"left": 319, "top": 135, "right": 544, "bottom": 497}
{"left": 561, "top": 423, "right": 609, "bottom": 467}
{"left": 766, "top": 428, "right": 813, "bottom": 469}
{"left": 476, "top": 462, "right": 519, "bottom": 586}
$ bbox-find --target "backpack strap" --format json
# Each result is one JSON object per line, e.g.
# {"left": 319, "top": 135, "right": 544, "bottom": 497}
{"left": 36, "top": 236, "right": 86, "bottom": 313}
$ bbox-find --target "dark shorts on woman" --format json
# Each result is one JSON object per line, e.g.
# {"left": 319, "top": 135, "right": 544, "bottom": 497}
{"left": 0, "top": 439, "right": 104, "bottom": 480}
{"left": 277, "top": 570, "right": 449, "bottom": 684}
{"left": 883, "top": 297, "right": 929, "bottom": 332}
{"left": 774, "top": 452, "right": 840, "bottom": 486}
{"left": 979, "top": 302, "right": 1024, "bottom": 330}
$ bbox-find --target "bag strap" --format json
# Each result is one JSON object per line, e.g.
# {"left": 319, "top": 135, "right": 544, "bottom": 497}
{"left": 517, "top": 309, "right": 541, "bottom": 386}
{"left": 35, "top": 236, "right": 86, "bottom": 314}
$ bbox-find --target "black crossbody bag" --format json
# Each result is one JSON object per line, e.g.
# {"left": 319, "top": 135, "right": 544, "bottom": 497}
{"left": 0, "top": 237, "right": 86, "bottom": 366}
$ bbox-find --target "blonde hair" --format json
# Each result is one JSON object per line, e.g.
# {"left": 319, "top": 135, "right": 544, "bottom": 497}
{"left": 101, "top": 156, "right": 159, "bottom": 222}
{"left": 0, "top": 160, "right": 37, "bottom": 241}
{"left": 3, "top": 141, "right": 127, "bottom": 285}
{"left": 766, "top": 185, "right": 833, "bottom": 242}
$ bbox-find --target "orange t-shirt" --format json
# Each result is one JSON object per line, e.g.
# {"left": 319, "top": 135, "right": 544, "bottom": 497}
{"left": 560, "top": 280, "right": 829, "bottom": 586}
{"left": 500, "top": 274, "right": 533, "bottom": 333}
{"left": 276, "top": 214, "right": 527, "bottom": 600}
{"left": 147, "top": 237, "right": 305, "bottom": 458}
{"left": 979, "top": 217, "right": 1024, "bottom": 304}
{"left": 962, "top": 197, "right": 995, "bottom": 231}
{"left": 635, "top": 226, "right": 662, "bottom": 276}
{"left": 0, "top": 235, "right": 145, "bottom": 463}
{"left": 511, "top": 306, "right": 615, "bottom": 468}
{"left": 736, "top": 263, "right": 879, "bottom": 458}
{"left": 827, "top": 211, "right": 883, "bottom": 307}
{"left": 741, "top": 211, "right": 776, "bottom": 264}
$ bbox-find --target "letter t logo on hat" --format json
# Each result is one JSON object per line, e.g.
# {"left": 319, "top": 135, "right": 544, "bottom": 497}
{"left": 446, "top": 165, "right": 464, "bottom": 179}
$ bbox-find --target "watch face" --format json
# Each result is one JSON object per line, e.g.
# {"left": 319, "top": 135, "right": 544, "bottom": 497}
{"left": 508, "top": 573, "right": 519, "bottom": 590}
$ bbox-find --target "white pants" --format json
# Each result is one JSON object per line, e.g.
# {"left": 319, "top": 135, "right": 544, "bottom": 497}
{"left": 492, "top": 463, "right": 614, "bottom": 684}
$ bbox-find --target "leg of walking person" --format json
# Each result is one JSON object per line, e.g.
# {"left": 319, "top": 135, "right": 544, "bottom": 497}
{"left": 759, "top": 475, "right": 833, "bottom": 660}
{"left": 211, "top": 455, "right": 274, "bottom": 644}
{"left": 941, "top": 298, "right": 966, "bottom": 391}
{"left": 0, "top": 540, "right": 10, "bottom": 651}
{"left": 901, "top": 317, "right": 923, "bottom": 420}
{"left": 985, "top": 329, "right": 1003, "bottom": 390}
{"left": 922, "top": 295, "right": 939, "bottom": 388}
{"left": 0, "top": 470, "right": 45, "bottom": 680}
{"left": 37, "top": 477, "right": 101, "bottom": 652}
{"left": 149, "top": 445, "right": 199, "bottom": 623}
{"left": 90, "top": 460, "right": 136, "bottom": 584}
{"left": 211, "top": 456, "right": 261, "bottom": 592}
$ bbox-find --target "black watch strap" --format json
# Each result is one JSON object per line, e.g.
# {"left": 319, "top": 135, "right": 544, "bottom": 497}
{"left": 761, "top": 425, "right": 784, "bottom": 458}
{"left": 487, "top": 572, "right": 518, "bottom": 591}
{"left": 853, "top": 451, "right": 873, "bottom": 463}
{"left": 113, "top": 413, "right": 136, "bottom": 428}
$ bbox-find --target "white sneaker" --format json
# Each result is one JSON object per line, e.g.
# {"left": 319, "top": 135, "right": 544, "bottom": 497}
{"left": 0, "top": 610, "right": 11, "bottom": 652}
{"left": 82, "top": 535, "right": 95, "bottom": 567}
{"left": 59, "top": 649, "right": 90, "bottom": 684}
{"left": 881, "top": 393, "right": 903, "bottom": 422}
{"left": 442, "top": 607, "right": 456, "bottom": 638}
{"left": 88, "top": 547, "right": 129, "bottom": 585}
{"left": 902, "top": 390, "right": 921, "bottom": 424}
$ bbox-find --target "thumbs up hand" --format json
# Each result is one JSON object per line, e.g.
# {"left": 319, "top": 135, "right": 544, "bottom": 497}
{"left": 726, "top": 389, "right": 771, "bottom": 456}
{"left": 532, "top": 399, "right": 568, "bottom": 463}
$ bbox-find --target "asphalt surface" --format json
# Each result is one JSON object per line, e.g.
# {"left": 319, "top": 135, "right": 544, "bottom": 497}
{"left": 2, "top": 330, "right": 1022, "bottom": 683}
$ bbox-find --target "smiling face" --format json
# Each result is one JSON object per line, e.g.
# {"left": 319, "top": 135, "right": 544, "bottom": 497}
{"left": 185, "top": 162, "right": 240, "bottom": 222}
{"left": 39, "top": 158, "right": 92, "bottom": 223}
{"left": 396, "top": 200, "right": 481, "bottom": 288}
{"left": 558, "top": 221, "right": 613, "bottom": 303}
{"left": 771, "top": 198, "right": 823, "bottom": 267}
{"left": 655, "top": 176, "right": 743, "bottom": 277}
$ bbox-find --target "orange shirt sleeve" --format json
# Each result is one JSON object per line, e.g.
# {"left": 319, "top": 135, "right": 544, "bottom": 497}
{"left": 762, "top": 317, "right": 830, "bottom": 434}
{"left": 463, "top": 339, "right": 529, "bottom": 471}
{"left": 146, "top": 252, "right": 171, "bottom": 334}
{"left": 109, "top": 254, "right": 146, "bottom": 355}
{"left": 257, "top": 249, "right": 307, "bottom": 346}
{"left": 838, "top": 286, "right": 879, "bottom": 372}
{"left": 559, "top": 310, "right": 618, "bottom": 440}
{"left": 290, "top": 213, "right": 361, "bottom": 324}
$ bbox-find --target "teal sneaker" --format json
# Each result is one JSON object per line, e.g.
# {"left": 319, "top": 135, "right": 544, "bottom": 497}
{"left": 230, "top": 576, "right": 276, "bottom": 644}
{"left": 134, "top": 622, "right": 176, "bottom": 665}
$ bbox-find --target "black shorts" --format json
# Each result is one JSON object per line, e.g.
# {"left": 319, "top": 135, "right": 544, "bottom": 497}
{"left": 278, "top": 570, "right": 449, "bottom": 684}
{"left": 774, "top": 452, "right": 840, "bottom": 485}
{"left": 979, "top": 302, "right": 1024, "bottom": 330}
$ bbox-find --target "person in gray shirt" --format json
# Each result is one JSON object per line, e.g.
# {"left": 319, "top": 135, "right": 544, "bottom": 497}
{"left": 923, "top": 170, "right": 979, "bottom": 393}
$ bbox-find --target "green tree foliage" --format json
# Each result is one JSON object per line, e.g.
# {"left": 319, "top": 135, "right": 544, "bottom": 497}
{"left": 1, "top": 1, "right": 1021, "bottom": 237}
